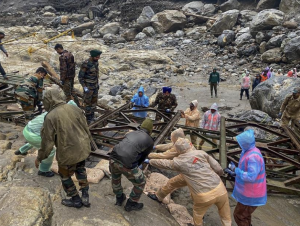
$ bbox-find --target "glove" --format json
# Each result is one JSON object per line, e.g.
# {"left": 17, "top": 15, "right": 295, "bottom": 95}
{"left": 61, "top": 80, "right": 65, "bottom": 86}
{"left": 153, "top": 146, "right": 156, "bottom": 149}
{"left": 83, "top": 87, "right": 89, "bottom": 93}
{"left": 37, "top": 101, "right": 43, "bottom": 113}
{"left": 278, "top": 112, "right": 282, "bottom": 118}
{"left": 144, "top": 159, "right": 149, "bottom": 164}
{"left": 228, "top": 161, "right": 236, "bottom": 171}
{"left": 224, "top": 168, "right": 236, "bottom": 177}
{"left": 166, "top": 109, "right": 171, "bottom": 113}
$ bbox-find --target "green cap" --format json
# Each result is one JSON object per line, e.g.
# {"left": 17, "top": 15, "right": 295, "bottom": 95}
{"left": 141, "top": 118, "right": 153, "bottom": 134}
{"left": 90, "top": 49, "right": 102, "bottom": 57}
{"left": 293, "top": 88, "right": 300, "bottom": 94}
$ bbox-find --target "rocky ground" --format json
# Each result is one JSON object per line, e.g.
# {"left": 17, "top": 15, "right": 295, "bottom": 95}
{"left": 1, "top": 0, "right": 300, "bottom": 225}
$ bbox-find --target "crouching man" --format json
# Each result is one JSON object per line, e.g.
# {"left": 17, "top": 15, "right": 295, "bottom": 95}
{"left": 36, "top": 88, "right": 92, "bottom": 208}
{"left": 110, "top": 118, "right": 154, "bottom": 212}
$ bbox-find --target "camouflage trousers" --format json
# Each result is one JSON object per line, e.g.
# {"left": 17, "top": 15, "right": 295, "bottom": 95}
{"left": 83, "top": 88, "right": 99, "bottom": 121}
{"left": 58, "top": 160, "right": 89, "bottom": 197}
{"left": 62, "top": 78, "right": 80, "bottom": 105}
{"left": 110, "top": 160, "right": 146, "bottom": 202}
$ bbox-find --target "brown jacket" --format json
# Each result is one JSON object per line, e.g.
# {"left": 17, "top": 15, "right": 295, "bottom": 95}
{"left": 59, "top": 50, "right": 75, "bottom": 81}
{"left": 184, "top": 107, "right": 201, "bottom": 128}
{"left": 38, "top": 88, "right": 91, "bottom": 165}
{"left": 280, "top": 94, "right": 300, "bottom": 120}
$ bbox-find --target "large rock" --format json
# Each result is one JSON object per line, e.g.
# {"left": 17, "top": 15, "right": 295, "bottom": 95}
{"left": 235, "top": 33, "right": 252, "bottom": 47}
{"left": 182, "top": 1, "right": 204, "bottom": 14}
{"left": 217, "top": 30, "right": 235, "bottom": 47}
{"left": 122, "top": 28, "right": 139, "bottom": 41}
{"left": 233, "top": 110, "right": 272, "bottom": 123}
{"left": 283, "top": 36, "right": 300, "bottom": 63}
{"left": 266, "top": 34, "right": 287, "bottom": 49}
{"left": 280, "top": 0, "right": 300, "bottom": 18}
{"left": 142, "top": 26, "right": 156, "bottom": 37}
{"left": 239, "top": 10, "right": 257, "bottom": 25}
{"left": 237, "top": 44, "right": 258, "bottom": 57}
{"left": 137, "top": 6, "right": 155, "bottom": 29}
{"left": 257, "top": 0, "right": 281, "bottom": 10}
{"left": 261, "top": 48, "right": 282, "bottom": 63}
{"left": 151, "top": 10, "right": 186, "bottom": 33}
{"left": 250, "top": 9, "right": 285, "bottom": 36}
{"left": 72, "top": 22, "right": 95, "bottom": 35}
{"left": 220, "top": 0, "right": 240, "bottom": 12}
{"left": 210, "top": 10, "right": 239, "bottom": 35}
{"left": 250, "top": 76, "right": 300, "bottom": 118}
{"left": 99, "top": 22, "right": 120, "bottom": 37}
{"left": 202, "top": 4, "right": 216, "bottom": 16}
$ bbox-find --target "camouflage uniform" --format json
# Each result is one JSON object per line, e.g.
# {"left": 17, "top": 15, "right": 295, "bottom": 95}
{"left": 78, "top": 58, "right": 99, "bottom": 122}
{"left": 59, "top": 50, "right": 78, "bottom": 104}
{"left": 58, "top": 160, "right": 89, "bottom": 197}
{"left": 151, "top": 92, "right": 178, "bottom": 120}
{"left": 110, "top": 160, "right": 146, "bottom": 202}
{"left": 15, "top": 76, "right": 43, "bottom": 117}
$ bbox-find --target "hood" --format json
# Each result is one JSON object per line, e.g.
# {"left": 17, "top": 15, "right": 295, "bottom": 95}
{"left": 171, "top": 128, "right": 185, "bottom": 143}
{"left": 137, "top": 86, "right": 144, "bottom": 95}
{"left": 43, "top": 88, "right": 65, "bottom": 112}
{"left": 210, "top": 103, "right": 218, "bottom": 111}
{"left": 236, "top": 129, "right": 256, "bottom": 153}
{"left": 191, "top": 100, "right": 198, "bottom": 108}
{"left": 175, "top": 138, "right": 193, "bottom": 154}
{"left": 140, "top": 118, "right": 153, "bottom": 134}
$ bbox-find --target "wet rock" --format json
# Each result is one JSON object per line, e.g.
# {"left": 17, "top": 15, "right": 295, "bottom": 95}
{"left": 167, "top": 203, "right": 193, "bottom": 226}
{"left": 239, "top": 10, "right": 257, "bottom": 25}
{"left": 182, "top": 1, "right": 204, "bottom": 14}
{"left": 234, "top": 110, "right": 273, "bottom": 123}
{"left": 44, "top": 5, "right": 56, "bottom": 13}
{"left": 236, "top": 27, "right": 250, "bottom": 37}
{"left": 99, "top": 22, "right": 120, "bottom": 37}
{"left": 217, "top": 30, "right": 235, "bottom": 47}
{"left": 202, "top": 4, "right": 216, "bottom": 16}
{"left": 151, "top": 10, "right": 186, "bottom": 33}
{"left": 283, "top": 21, "right": 298, "bottom": 29}
{"left": 144, "top": 87, "right": 157, "bottom": 97}
{"left": 261, "top": 48, "right": 282, "bottom": 63}
{"left": 283, "top": 36, "right": 300, "bottom": 63}
{"left": 142, "top": 27, "right": 155, "bottom": 37}
{"left": 210, "top": 9, "right": 239, "bottom": 35}
{"left": 235, "top": 33, "right": 252, "bottom": 47}
{"left": 237, "top": 44, "right": 258, "bottom": 57}
{"left": 72, "top": 22, "right": 95, "bottom": 35}
{"left": 175, "top": 30, "right": 185, "bottom": 37}
{"left": 137, "top": 6, "right": 155, "bottom": 29}
{"left": 259, "top": 41, "right": 267, "bottom": 54}
{"left": 280, "top": 0, "right": 300, "bottom": 18}
{"left": 266, "top": 34, "right": 287, "bottom": 50}
{"left": 220, "top": 0, "right": 240, "bottom": 12}
{"left": 257, "top": 0, "right": 281, "bottom": 10}
{"left": 250, "top": 76, "right": 300, "bottom": 118}
{"left": 43, "top": 12, "right": 55, "bottom": 17}
{"left": 250, "top": 9, "right": 285, "bottom": 36}
{"left": 109, "top": 86, "right": 125, "bottom": 96}
{"left": 122, "top": 28, "right": 139, "bottom": 41}
{"left": 135, "top": 32, "right": 147, "bottom": 40}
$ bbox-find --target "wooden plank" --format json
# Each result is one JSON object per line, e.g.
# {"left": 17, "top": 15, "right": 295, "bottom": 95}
{"left": 284, "top": 175, "right": 300, "bottom": 186}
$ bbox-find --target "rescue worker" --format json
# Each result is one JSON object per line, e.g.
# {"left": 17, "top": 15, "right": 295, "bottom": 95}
{"left": 260, "top": 69, "right": 268, "bottom": 82}
{"left": 252, "top": 74, "right": 261, "bottom": 92}
{"left": 149, "top": 138, "right": 232, "bottom": 226}
{"left": 276, "top": 69, "right": 283, "bottom": 77}
{"left": 36, "top": 88, "right": 92, "bottom": 208}
{"left": 199, "top": 103, "right": 221, "bottom": 150}
{"left": 15, "top": 67, "right": 47, "bottom": 118}
{"left": 209, "top": 68, "right": 220, "bottom": 98}
{"left": 0, "top": 31, "right": 8, "bottom": 79}
{"left": 130, "top": 86, "right": 149, "bottom": 118}
{"left": 110, "top": 118, "right": 154, "bottom": 212}
{"left": 225, "top": 129, "right": 267, "bottom": 226}
{"left": 181, "top": 100, "right": 200, "bottom": 148}
{"left": 151, "top": 87, "right": 178, "bottom": 120}
{"left": 78, "top": 49, "right": 102, "bottom": 123}
{"left": 54, "top": 44, "right": 77, "bottom": 104}
{"left": 278, "top": 87, "right": 300, "bottom": 126}
{"left": 240, "top": 72, "right": 250, "bottom": 100}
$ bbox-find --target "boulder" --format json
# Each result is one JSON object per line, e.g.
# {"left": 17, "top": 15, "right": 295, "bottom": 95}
{"left": 44, "top": 5, "right": 56, "bottom": 13}
{"left": 175, "top": 30, "right": 185, "bottom": 37}
{"left": 250, "top": 9, "right": 285, "bottom": 36}
{"left": 202, "top": 4, "right": 216, "bottom": 16}
{"left": 283, "top": 36, "right": 300, "bottom": 63}
{"left": 142, "top": 26, "right": 156, "bottom": 37}
{"left": 236, "top": 27, "right": 250, "bottom": 37}
{"left": 151, "top": 10, "right": 186, "bottom": 33}
{"left": 137, "top": 6, "right": 155, "bottom": 29}
{"left": 266, "top": 34, "right": 287, "bottom": 49}
{"left": 99, "top": 22, "right": 120, "bottom": 37}
{"left": 257, "top": 0, "right": 281, "bottom": 10}
{"left": 167, "top": 203, "right": 194, "bottom": 226}
{"left": 259, "top": 41, "right": 267, "bottom": 54}
{"left": 261, "top": 48, "right": 282, "bottom": 63}
{"left": 135, "top": 32, "right": 147, "bottom": 40}
{"left": 280, "top": 0, "right": 300, "bottom": 18}
{"left": 210, "top": 10, "right": 239, "bottom": 35}
{"left": 72, "top": 22, "right": 95, "bottom": 35}
{"left": 235, "top": 33, "right": 252, "bottom": 47}
{"left": 233, "top": 110, "right": 272, "bottom": 123}
{"left": 237, "top": 44, "right": 258, "bottom": 57}
{"left": 182, "top": 1, "right": 204, "bottom": 14}
{"left": 283, "top": 21, "right": 298, "bottom": 29}
{"left": 239, "top": 10, "right": 257, "bottom": 25}
{"left": 217, "top": 30, "right": 235, "bottom": 47}
{"left": 122, "top": 28, "right": 139, "bottom": 41}
{"left": 220, "top": 0, "right": 240, "bottom": 12}
{"left": 186, "top": 26, "right": 207, "bottom": 38}
{"left": 109, "top": 86, "right": 125, "bottom": 96}
{"left": 255, "top": 31, "right": 273, "bottom": 44}
{"left": 250, "top": 76, "right": 300, "bottom": 118}
{"left": 60, "top": 15, "right": 69, "bottom": 25}
{"left": 43, "top": 12, "right": 55, "bottom": 17}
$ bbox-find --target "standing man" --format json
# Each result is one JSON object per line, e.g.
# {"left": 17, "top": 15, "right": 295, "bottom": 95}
{"left": 209, "top": 68, "right": 220, "bottom": 98}
{"left": 110, "top": 118, "right": 154, "bottom": 212}
{"left": 225, "top": 129, "right": 267, "bottom": 226}
{"left": 181, "top": 100, "right": 200, "bottom": 148}
{"left": 240, "top": 72, "right": 250, "bottom": 100}
{"left": 260, "top": 69, "right": 268, "bottom": 82}
{"left": 79, "top": 49, "right": 102, "bottom": 123}
{"left": 36, "top": 88, "right": 92, "bottom": 208}
{"left": 151, "top": 87, "right": 178, "bottom": 120}
{"left": 0, "top": 31, "right": 8, "bottom": 79}
{"left": 54, "top": 44, "right": 77, "bottom": 104}
{"left": 199, "top": 103, "right": 221, "bottom": 150}
{"left": 15, "top": 67, "right": 47, "bottom": 119}
{"left": 278, "top": 88, "right": 300, "bottom": 126}
{"left": 252, "top": 74, "right": 261, "bottom": 92}
{"left": 131, "top": 86, "right": 149, "bottom": 118}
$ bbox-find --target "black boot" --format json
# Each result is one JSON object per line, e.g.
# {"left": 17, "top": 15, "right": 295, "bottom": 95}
{"left": 81, "top": 188, "right": 90, "bottom": 207}
{"left": 115, "top": 193, "right": 126, "bottom": 206}
{"left": 240, "top": 96, "right": 242, "bottom": 100}
{"left": 147, "top": 193, "right": 162, "bottom": 203}
{"left": 61, "top": 195, "right": 83, "bottom": 208}
{"left": 124, "top": 199, "right": 143, "bottom": 212}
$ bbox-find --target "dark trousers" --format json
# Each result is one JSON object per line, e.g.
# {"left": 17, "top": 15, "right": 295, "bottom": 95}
{"left": 234, "top": 202, "right": 257, "bottom": 226}
{"left": 83, "top": 88, "right": 99, "bottom": 122}
{"left": 210, "top": 83, "right": 217, "bottom": 96}
{"left": 0, "top": 62, "right": 6, "bottom": 76}
{"left": 58, "top": 160, "right": 89, "bottom": 197}
{"left": 240, "top": 89, "right": 249, "bottom": 99}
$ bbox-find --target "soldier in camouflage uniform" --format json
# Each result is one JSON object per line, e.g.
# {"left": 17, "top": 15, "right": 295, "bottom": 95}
{"left": 78, "top": 49, "right": 102, "bottom": 123}
{"left": 110, "top": 118, "right": 154, "bottom": 212}
{"left": 0, "top": 31, "right": 8, "bottom": 79}
{"left": 151, "top": 87, "right": 178, "bottom": 120}
{"left": 54, "top": 43, "right": 78, "bottom": 104}
{"left": 15, "top": 67, "right": 47, "bottom": 118}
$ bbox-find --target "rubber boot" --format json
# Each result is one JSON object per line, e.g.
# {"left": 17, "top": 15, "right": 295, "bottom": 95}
{"left": 115, "top": 193, "right": 126, "bottom": 206}
{"left": 240, "top": 95, "right": 242, "bottom": 100}
{"left": 124, "top": 199, "right": 144, "bottom": 212}
{"left": 81, "top": 188, "right": 91, "bottom": 207}
{"left": 61, "top": 195, "right": 83, "bottom": 208}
